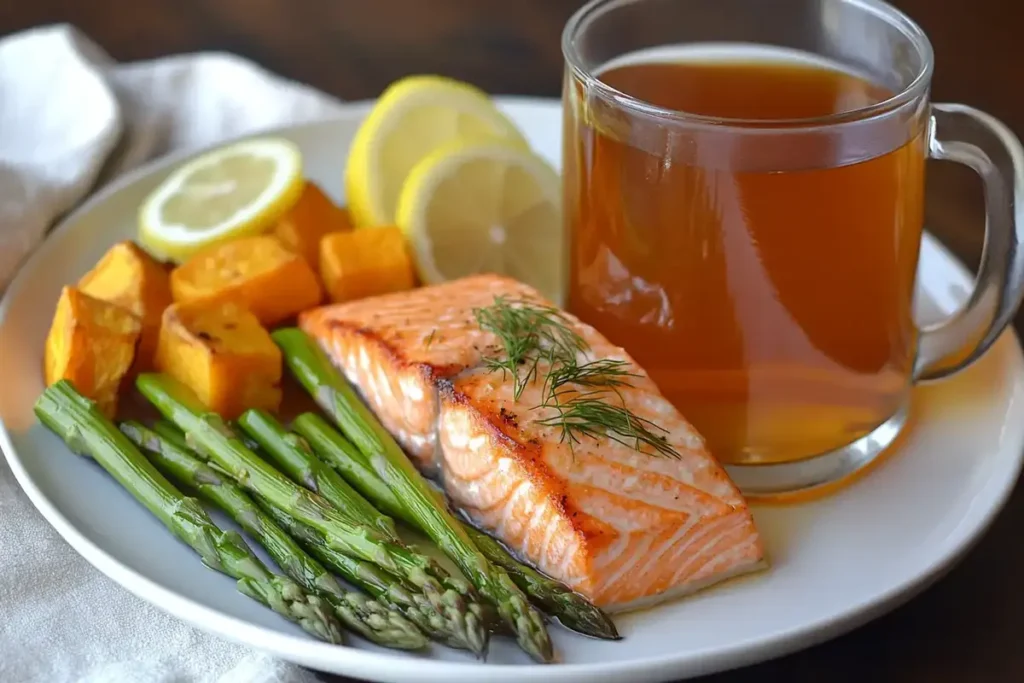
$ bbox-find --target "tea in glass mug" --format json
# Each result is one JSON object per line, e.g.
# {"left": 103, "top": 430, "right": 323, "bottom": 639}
{"left": 561, "top": 0, "right": 1024, "bottom": 494}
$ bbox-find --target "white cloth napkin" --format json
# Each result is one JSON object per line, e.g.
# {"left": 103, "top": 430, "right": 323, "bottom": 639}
{"left": 0, "top": 23, "right": 352, "bottom": 683}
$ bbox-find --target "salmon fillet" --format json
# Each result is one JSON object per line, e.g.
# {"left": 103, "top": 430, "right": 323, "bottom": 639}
{"left": 299, "top": 274, "right": 766, "bottom": 611}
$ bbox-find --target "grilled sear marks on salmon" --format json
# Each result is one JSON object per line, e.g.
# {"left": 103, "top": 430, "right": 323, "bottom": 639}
{"left": 300, "top": 274, "right": 766, "bottom": 610}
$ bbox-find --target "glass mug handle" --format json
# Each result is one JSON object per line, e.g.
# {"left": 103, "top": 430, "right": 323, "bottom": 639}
{"left": 913, "top": 103, "right": 1024, "bottom": 381}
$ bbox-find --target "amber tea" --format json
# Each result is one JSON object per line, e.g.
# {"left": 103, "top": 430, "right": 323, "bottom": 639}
{"left": 564, "top": 46, "right": 929, "bottom": 464}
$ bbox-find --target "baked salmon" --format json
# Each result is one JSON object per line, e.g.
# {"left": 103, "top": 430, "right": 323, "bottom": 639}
{"left": 299, "top": 274, "right": 766, "bottom": 611}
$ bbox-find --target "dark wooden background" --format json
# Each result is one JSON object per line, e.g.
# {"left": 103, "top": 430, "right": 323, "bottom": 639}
{"left": 2, "top": 1, "right": 1023, "bottom": 681}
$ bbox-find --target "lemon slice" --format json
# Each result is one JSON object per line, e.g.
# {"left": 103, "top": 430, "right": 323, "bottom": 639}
{"left": 346, "top": 74, "right": 530, "bottom": 228}
{"left": 396, "top": 140, "right": 565, "bottom": 304}
{"left": 138, "top": 137, "right": 304, "bottom": 262}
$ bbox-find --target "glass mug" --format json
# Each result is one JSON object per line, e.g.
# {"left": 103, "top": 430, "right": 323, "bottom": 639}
{"left": 561, "top": 0, "right": 1024, "bottom": 495}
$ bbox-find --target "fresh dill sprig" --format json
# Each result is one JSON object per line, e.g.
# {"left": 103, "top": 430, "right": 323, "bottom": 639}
{"left": 473, "top": 296, "right": 680, "bottom": 459}
{"left": 472, "top": 296, "right": 588, "bottom": 400}
{"left": 534, "top": 391, "right": 681, "bottom": 460}
{"left": 542, "top": 357, "right": 638, "bottom": 400}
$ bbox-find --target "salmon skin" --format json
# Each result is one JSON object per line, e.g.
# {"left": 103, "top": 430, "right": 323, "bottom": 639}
{"left": 300, "top": 274, "right": 766, "bottom": 611}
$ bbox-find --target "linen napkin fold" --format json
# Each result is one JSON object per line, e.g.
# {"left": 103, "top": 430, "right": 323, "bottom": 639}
{"left": 0, "top": 23, "right": 351, "bottom": 683}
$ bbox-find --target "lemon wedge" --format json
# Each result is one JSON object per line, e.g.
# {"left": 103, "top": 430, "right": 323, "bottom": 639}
{"left": 138, "top": 137, "right": 304, "bottom": 262}
{"left": 345, "top": 75, "right": 530, "bottom": 228}
{"left": 396, "top": 140, "right": 565, "bottom": 304}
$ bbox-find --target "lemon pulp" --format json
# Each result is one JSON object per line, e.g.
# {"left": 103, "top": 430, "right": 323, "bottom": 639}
{"left": 138, "top": 137, "right": 304, "bottom": 262}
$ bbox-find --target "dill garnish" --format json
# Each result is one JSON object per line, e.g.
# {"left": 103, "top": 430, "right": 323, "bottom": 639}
{"left": 472, "top": 296, "right": 681, "bottom": 459}
{"left": 534, "top": 391, "right": 679, "bottom": 459}
{"left": 472, "top": 296, "right": 587, "bottom": 400}
{"left": 424, "top": 329, "right": 437, "bottom": 349}
{"left": 542, "top": 357, "right": 638, "bottom": 400}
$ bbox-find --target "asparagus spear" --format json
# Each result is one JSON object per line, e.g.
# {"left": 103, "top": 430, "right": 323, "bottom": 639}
{"left": 292, "top": 413, "right": 404, "bottom": 519}
{"left": 120, "top": 421, "right": 426, "bottom": 650}
{"left": 293, "top": 412, "right": 620, "bottom": 640}
{"left": 236, "top": 410, "right": 399, "bottom": 540}
{"left": 162, "top": 419, "right": 489, "bottom": 654}
{"left": 134, "top": 372, "right": 491, "bottom": 654}
{"left": 273, "top": 328, "right": 553, "bottom": 663}
{"left": 257, "top": 496, "right": 488, "bottom": 653}
{"left": 461, "top": 526, "right": 620, "bottom": 641}
{"left": 33, "top": 381, "right": 342, "bottom": 644}
{"left": 235, "top": 409, "right": 488, "bottom": 653}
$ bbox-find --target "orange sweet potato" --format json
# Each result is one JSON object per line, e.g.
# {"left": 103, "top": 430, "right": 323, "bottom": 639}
{"left": 78, "top": 240, "right": 172, "bottom": 370}
{"left": 154, "top": 296, "right": 282, "bottom": 418}
{"left": 44, "top": 286, "right": 142, "bottom": 418}
{"left": 273, "top": 181, "right": 353, "bottom": 267}
{"left": 170, "top": 236, "right": 323, "bottom": 326}
{"left": 319, "top": 226, "right": 415, "bottom": 303}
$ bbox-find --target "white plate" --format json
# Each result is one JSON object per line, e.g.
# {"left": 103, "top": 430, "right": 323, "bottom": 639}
{"left": 2, "top": 98, "right": 1023, "bottom": 683}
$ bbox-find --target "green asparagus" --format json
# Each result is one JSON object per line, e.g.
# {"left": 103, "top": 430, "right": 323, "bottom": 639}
{"left": 293, "top": 412, "right": 619, "bottom": 640}
{"left": 463, "top": 526, "right": 620, "bottom": 641}
{"left": 120, "top": 421, "right": 426, "bottom": 650}
{"left": 292, "top": 413, "right": 406, "bottom": 519}
{"left": 34, "top": 381, "right": 342, "bottom": 644}
{"left": 134, "top": 372, "right": 491, "bottom": 653}
{"left": 258, "top": 497, "right": 489, "bottom": 654}
{"left": 236, "top": 409, "right": 488, "bottom": 653}
{"left": 236, "top": 410, "right": 399, "bottom": 540}
{"left": 273, "top": 328, "right": 554, "bottom": 663}
{"left": 154, "top": 419, "right": 482, "bottom": 650}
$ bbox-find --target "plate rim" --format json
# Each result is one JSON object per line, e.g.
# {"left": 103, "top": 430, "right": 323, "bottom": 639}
{"left": 2, "top": 96, "right": 1023, "bottom": 683}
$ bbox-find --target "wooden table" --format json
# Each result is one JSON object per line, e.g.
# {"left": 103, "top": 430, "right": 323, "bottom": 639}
{"left": 3, "top": 1, "right": 1023, "bottom": 681}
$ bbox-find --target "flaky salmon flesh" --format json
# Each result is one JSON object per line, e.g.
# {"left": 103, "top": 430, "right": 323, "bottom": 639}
{"left": 300, "top": 274, "right": 766, "bottom": 611}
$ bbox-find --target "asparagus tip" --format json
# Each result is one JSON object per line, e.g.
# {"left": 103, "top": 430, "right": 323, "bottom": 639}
{"left": 552, "top": 594, "right": 621, "bottom": 640}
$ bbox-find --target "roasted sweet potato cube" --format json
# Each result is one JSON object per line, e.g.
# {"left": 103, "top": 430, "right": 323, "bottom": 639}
{"left": 319, "top": 226, "right": 415, "bottom": 303}
{"left": 154, "top": 297, "right": 282, "bottom": 418}
{"left": 170, "top": 236, "right": 323, "bottom": 326}
{"left": 78, "top": 240, "right": 172, "bottom": 370}
{"left": 44, "top": 286, "right": 142, "bottom": 418}
{"left": 274, "top": 181, "right": 353, "bottom": 267}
